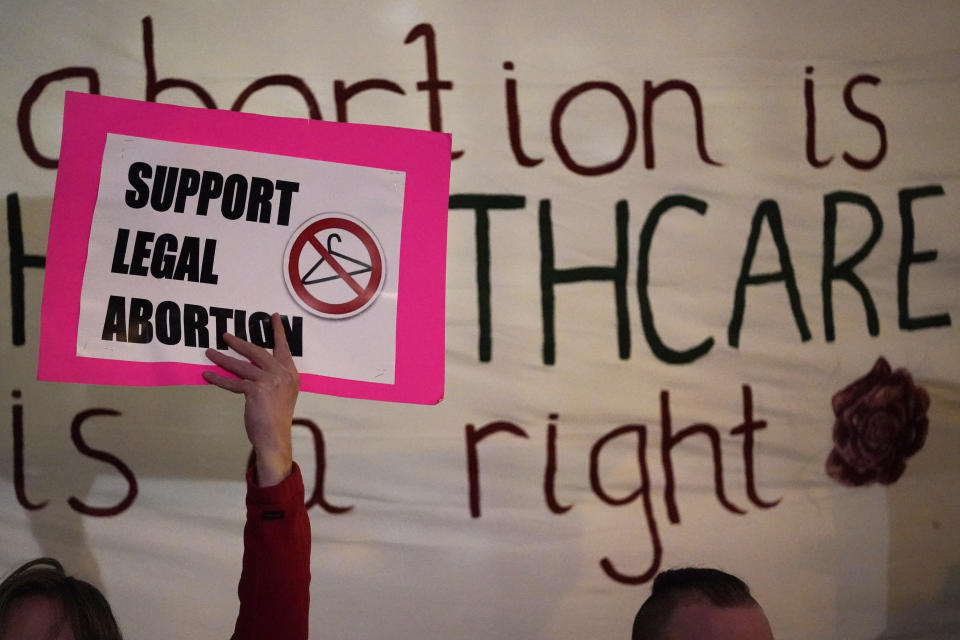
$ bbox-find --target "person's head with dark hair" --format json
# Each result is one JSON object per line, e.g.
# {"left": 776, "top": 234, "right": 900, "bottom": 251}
{"left": 0, "top": 557, "right": 123, "bottom": 640}
{"left": 632, "top": 567, "right": 774, "bottom": 640}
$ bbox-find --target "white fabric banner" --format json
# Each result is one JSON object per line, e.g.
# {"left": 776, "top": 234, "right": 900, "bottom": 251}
{"left": 1, "top": 2, "right": 958, "bottom": 638}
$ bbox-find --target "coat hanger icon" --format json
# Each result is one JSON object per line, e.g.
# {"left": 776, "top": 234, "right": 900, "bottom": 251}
{"left": 301, "top": 233, "right": 372, "bottom": 285}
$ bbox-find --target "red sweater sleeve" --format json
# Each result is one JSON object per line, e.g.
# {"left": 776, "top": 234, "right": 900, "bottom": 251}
{"left": 231, "top": 463, "right": 311, "bottom": 640}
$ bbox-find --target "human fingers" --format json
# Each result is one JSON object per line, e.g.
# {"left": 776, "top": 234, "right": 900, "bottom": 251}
{"left": 201, "top": 369, "right": 249, "bottom": 393}
{"left": 221, "top": 332, "right": 275, "bottom": 370}
{"left": 205, "top": 346, "right": 264, "bottom": 381}
{"left": 270, "top": 313, "right": 294, "bottom": 366}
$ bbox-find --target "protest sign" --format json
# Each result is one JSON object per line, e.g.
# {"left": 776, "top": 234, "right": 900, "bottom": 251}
{"left": 5, "top": 5, "right": 958, "bottom": 638}
{"left": 37, "top": 92, "right": 451, "bottom": 403}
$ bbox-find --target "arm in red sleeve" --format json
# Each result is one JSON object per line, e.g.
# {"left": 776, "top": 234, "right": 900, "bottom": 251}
{"left": 231, "top": 463, "right": 311, "bottom": 640}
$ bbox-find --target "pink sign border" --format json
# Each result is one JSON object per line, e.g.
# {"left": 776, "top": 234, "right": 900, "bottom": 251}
{"left": 38, "top": 92, "right": 450, "bottom": 405}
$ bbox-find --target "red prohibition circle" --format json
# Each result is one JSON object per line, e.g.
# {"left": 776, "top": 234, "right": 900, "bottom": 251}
{"left": 286, "top": 216, "right": 384, "bottom": 316}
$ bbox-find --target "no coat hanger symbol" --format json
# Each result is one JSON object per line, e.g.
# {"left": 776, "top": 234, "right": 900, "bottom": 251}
{"left": 283, "top": 213, "right": 386, "bottom": 318}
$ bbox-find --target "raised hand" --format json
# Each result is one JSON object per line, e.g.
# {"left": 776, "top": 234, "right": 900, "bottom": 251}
{"left": 203, "top": 313, "right": 301, "bottom": 487}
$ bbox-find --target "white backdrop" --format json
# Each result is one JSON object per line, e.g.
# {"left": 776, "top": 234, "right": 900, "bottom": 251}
{"left": 1, "top": 2, "right": 959, "bottom": 638}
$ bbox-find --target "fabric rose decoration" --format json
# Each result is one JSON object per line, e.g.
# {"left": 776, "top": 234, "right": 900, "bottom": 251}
{"left": 826, "top": 357, "right": 929, "bottom": 486}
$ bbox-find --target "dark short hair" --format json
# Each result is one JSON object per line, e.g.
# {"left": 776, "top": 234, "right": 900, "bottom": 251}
{"left": 632, "top": 568, "right": 759, "bottom": 640}
{"left": 0, "top": 557, "right": 123, "bottom": 640}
